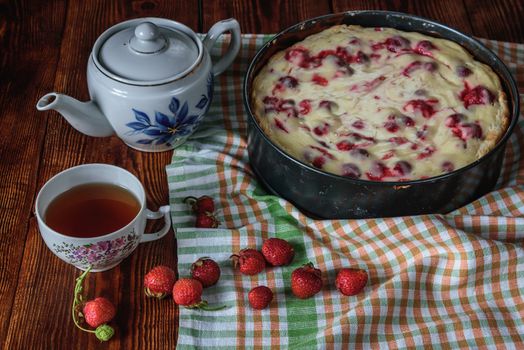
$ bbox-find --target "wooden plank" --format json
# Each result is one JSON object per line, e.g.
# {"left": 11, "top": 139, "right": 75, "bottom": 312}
{"left": 0, "top": 0, "right": 67, "bottom": 345}
{"left": 331, "top": 0, "right": 473, "bottom": 34}
{"left": 201, "top": 0, "right": 332, "bottom": 33}
{"left": 3, "top": 0, "right": 198, "bottom": 348}
{"left": 464, "top": 0, "right": 524, "bottom": 42}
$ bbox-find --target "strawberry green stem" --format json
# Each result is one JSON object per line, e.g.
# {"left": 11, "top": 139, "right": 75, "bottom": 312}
{"left": 71, "top": 266, "right": 114, "bottom": 341}
{"left": 72, "top": 266, "right": 93, "bottom": 334}
{"left": 185, "top": 300, "right": 227, "bottom": 311}
{"left": 200, "top": 304, "right": 227, "bottom": 311}
{"left": 183, "top": 196, "right": 197, "bottom": 206}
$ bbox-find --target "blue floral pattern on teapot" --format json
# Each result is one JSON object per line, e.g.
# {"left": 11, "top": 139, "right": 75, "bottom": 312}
{"left": 125, "top": 74, "right": 213, "bottom": 147}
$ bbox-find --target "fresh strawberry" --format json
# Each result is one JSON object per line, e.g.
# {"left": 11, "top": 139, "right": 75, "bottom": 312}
{"left": 172, "top": 278, "right": 204, "bottom": 307}
{"left": 231, "top": 248, "right": 266, "bottom": 275}
{"left": 196, "top": 213, "right": 219, "bottom": 228}
{"left": 183, "top": 195, "right": 215, "bottom": 214}
{"left": 191, "top": 257, "right": 221, "bottom": 287}
{"left": 172, "top": 278, "right": 225, "bottom": 310}
{"left": 144, "top": 265, "right": 176, "bottom": 299}
{"left": 83, "top": 297, "right": 116, "bottom": 328}
{"left": 291, "top": 263, "right": 322, "bottom": 299}
{"left": 248, "top": 286, "right": 273, "bottom": 310}
{"left": 335, "top": 268, "right": 368, "bottom": 296}
{"left": 261, "top": 238, "right": 294, "bottom": 266}
{"left": 184, "top": 196, "right": 220, "bottom": 228}
{"left": 195, "top": 196, "right": 215, "bottom": 214}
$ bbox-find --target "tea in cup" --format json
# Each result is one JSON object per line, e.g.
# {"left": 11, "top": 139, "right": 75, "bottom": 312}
{"left": 35, "top": 163, "right": 172, "bottom": 272}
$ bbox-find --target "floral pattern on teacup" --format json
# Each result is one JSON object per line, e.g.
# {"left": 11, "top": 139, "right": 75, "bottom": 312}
{"left": 125, "top": 73, "right": 213, "bottom": 147}
{"left": 52, "top": 230, "right": 140, "bottom": 268}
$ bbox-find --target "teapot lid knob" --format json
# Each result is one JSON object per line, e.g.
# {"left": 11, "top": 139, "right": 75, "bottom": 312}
{"left": 130, "top": 22, "right": 166, "bottom": 53}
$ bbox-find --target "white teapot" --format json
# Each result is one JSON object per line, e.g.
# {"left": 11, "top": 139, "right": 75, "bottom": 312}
{"left": 36, "top": 17, "right": 240, "bottom": 152}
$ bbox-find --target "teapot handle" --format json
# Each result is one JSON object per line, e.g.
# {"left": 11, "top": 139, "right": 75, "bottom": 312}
{"left": 203, "top": 19, "right": 241, "bottom": 77}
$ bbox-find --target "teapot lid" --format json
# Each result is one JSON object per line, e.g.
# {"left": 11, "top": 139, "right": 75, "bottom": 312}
{"left": 93, "top": 18, "right": 202, "bottom": 85}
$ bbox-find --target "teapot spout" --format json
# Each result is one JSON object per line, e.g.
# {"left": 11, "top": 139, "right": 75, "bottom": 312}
{"left": 36, "top": 93, "right": 114, "bottom": 137}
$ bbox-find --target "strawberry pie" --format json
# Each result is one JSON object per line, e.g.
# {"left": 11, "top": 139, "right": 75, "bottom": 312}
{"left": 252, "top": 25, "right": 509, "bottom": 181}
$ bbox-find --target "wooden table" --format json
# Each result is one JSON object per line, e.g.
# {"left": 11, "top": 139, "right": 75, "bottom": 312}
{"left": 1, "top": 1, "right": 522, "bottom": 348}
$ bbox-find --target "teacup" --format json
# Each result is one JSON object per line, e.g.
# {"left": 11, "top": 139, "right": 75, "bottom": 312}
{"left": 35, "top": 163, "right": 172, "bottom": 272}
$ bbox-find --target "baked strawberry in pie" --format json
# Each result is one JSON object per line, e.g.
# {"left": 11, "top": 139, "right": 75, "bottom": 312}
{"left": 252, "top": 25, "right": 509, "bottom": 181}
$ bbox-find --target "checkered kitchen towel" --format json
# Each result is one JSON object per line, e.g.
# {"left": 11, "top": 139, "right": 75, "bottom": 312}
{"left": 166, "top": 34, "right": 524, "bottom": 349}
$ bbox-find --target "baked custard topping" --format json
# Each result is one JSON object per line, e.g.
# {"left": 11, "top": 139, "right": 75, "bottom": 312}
{"left": 252, "top": 25, "right": 509, "bottom": 181}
